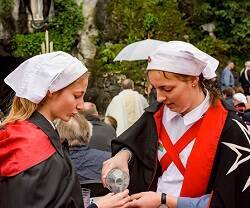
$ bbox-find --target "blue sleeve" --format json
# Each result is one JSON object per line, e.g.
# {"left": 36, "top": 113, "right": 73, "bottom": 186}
{"left": 230, "top": 73, "right": 235, "bottom": 87}
{"left": 177, "top": 194, "right": 210, "bottom": 208}
{"left": 222, "top": 69, "right": 231, "bottom": 87}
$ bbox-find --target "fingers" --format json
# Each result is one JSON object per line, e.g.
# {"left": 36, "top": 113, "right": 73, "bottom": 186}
{"left": 101, "top": 159, "right": 113, "bottom": 186}
{"left": 120, "top": 195, "right": 132, "bottom": 207}
{"left": 114, "top": 190, "right": 131, "bottom": 207}
{"left": 116, "top": 189, "right": 129, "bottom": 198}
{"left": 126, "top": 199, "right": 140, "bottom": 207}
{"left": 105, "top": 193, "right": 115, "bottom": 197}
{"left": 130, "top": 192, "right": 143, "bottom": 200}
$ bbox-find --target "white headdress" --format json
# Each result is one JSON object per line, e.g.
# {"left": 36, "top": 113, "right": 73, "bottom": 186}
{"left": 4, "top": 51, "right": 88, "bottom": 104}
{"left": 147, "top": 41, "right": 219, "bottom": 79}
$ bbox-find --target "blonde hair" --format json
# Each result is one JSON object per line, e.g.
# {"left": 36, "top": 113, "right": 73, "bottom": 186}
{"left": 1, "top": 97, "right": 38, "bottom": 126}
{"left": 55, "top": 113, "right": 92, "bottom": 146}
{"left": 1, "top": 72, "right": 89, "bottom": 127}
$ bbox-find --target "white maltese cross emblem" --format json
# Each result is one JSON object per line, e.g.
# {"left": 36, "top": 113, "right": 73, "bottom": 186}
{"left": 222, "top": 119, "right": 250, "bottom": 192}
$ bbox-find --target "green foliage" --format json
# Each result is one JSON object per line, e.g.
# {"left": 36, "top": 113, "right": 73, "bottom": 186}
{"left": 177, "top": 0, "right": 250, "bottom": 69}
{"left": 11, "top": 0, "right": 84, "bottom": 57}
{"left": 11, "top": 33, "right": 44, "bottom": 57}
{"left": 0, "top": 0, "right": 15, "bottom": 19}
{"left": 101, "top": 0, "right": 188, "bottom": 43}
{"left": 92, "top": 43, "right": 146, "bottom": 83}
{"left": 143, "top": 13, "right": 159, "bottom": 34}
{"left": 196, "top": 36, "right": 229, "bottom": 56}
{"left": 96, "top": 0, "right": 189, "bottom": 78}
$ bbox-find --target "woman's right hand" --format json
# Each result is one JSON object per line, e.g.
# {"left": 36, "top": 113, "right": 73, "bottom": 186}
{"left": 101, "top": 150, "right": 130, "bottom": 187}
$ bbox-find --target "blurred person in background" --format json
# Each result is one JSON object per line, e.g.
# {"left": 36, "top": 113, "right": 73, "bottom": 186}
{"left": 103, "top": 115, "right": 117, "bottom": 131}
{"left": 220, "top": 61, "right": 235, "bottom": 90}
{"left": 56, "top": 113, "right": 112, "bottom": 197}
{"left": 106, "top": 78, "right": 148, "bottom": 136}
{"left": 80, "top": 102, "right": 116, "bottom": 152}
{"left": 239, "top": 61, "right": 250, "bottom": 95}
{"left": 222, "top": 87, "right": 235, "bottom": 108}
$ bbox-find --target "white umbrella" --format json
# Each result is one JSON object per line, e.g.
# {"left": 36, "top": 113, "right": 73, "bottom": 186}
{"left": 113, "top": 39, "right": 166, "bottom": 61}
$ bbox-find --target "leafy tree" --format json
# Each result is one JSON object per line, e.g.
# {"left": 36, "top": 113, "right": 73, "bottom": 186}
{"left": 96, "top": 0, "right": 189, "bottom": 79}
{"left": 178, "top": 0, "right": 250, "bottom": 68}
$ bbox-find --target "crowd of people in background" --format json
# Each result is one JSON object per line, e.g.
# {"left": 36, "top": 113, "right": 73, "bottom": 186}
{"left": 219, "top": 61, "right": 250, "bottom": 128}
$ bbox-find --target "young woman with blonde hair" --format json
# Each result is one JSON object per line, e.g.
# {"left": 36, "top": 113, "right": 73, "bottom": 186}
{"left": 0, "top": 52, "right": 130, "bottom": 208}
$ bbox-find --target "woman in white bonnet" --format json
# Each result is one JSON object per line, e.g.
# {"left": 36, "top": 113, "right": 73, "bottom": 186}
{"left": 102, "top": 41, "right": 249, "bottom": 207}
{"left": 0, "top": 52, "right": 130, "bottom": 208}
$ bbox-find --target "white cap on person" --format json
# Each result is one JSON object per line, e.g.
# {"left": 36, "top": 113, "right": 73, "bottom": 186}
{"left": 147, "top": 41, "right": 219, "bottom": 80}
{"left": 233, "top": 93, "right": 247, "bottom": 104}
{"left": 245, "top": 61, "right": 250, "bottom": 68}
{"left": 4, "top": 51, "right": 88, "bottom": 104}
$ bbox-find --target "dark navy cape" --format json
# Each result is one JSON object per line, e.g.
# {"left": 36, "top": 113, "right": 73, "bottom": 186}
{"left": 112, "top": 101, "right": 250, "bottom": 208}
{"left": 0, "top": 112, "right": 83, "bottom": 208}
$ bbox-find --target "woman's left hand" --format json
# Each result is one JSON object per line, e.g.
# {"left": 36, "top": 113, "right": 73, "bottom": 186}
{"left": 127, "top": 191, "right": 161, "bottom": 208}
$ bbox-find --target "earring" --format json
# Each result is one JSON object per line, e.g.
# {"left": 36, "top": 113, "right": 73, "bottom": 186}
{"left": 192, "top": 84, "right": 195, "bottom": 87}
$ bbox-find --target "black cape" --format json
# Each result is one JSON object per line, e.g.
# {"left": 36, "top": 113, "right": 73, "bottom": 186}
{"left": 112, "top": 101, "right": 250, "bottom": 207}
{"left": 0, "top": 112, "right": 83, "bottom": 208}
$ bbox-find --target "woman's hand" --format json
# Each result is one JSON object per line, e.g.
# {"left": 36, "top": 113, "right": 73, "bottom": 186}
{"left": 95, "top": 189, "right": 130, "bottom": 208}
{"left": 101, "top": 150, "right": 130, "bottom": 187}
{"left": 128, "top": 191, "right": 161, "bottom": 208}
{"left": 128, "top": 192, "right": 177, "bottom": 208}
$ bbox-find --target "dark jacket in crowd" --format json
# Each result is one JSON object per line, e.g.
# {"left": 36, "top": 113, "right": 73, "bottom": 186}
{"left": 85, "top": 114, "right": 116, "bottom": 152}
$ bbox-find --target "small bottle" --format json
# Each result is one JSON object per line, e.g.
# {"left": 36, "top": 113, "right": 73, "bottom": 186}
{"left": 105, "top": 169, "right": 130, "bottom": 194}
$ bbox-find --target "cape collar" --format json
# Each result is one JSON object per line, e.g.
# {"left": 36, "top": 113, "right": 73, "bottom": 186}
{"left": 29, "top": 112, "right": 64, "bottom": 157}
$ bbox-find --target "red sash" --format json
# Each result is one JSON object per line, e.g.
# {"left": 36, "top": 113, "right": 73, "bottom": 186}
{"left": 153, "top": 100, "right": 228, "bottom": 197}
{"left": 158, "top": 117, "right": 203, "bottom": 176}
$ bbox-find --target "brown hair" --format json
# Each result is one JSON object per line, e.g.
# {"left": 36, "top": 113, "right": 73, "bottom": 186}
{"left": 233, "top": 86, "right": 244, "bottom": 94}
{"left": 103, "top": 115, "right": 117, "bottom": 131}
{"left": 122, "top": 79, "right": 134, "bottom": 89}
{"left": 55, "top": 113, "right": 92, "bottom": 146}
{"left": 222, "top": 87, "right": 234, "bottom": 98}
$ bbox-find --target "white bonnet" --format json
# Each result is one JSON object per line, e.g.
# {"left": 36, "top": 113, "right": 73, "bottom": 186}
{"left": 147, "top": 41, "right": 219, "bottom": 79}
{"left": 4, "top": 51, "right": 88, "bottom": 104}
{"left": 233, "top": 93, "right": 247, "bottom": 104}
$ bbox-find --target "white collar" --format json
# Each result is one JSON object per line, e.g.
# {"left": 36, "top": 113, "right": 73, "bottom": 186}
{"left": 164, "top": 90, "right": 210, "bottom": 126}
{"left": 48, "top": 119, "right": 56, "bottom": 129}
